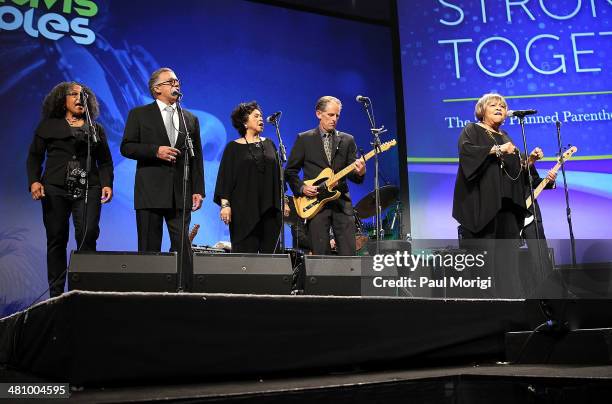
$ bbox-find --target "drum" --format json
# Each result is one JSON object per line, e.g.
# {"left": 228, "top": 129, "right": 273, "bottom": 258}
{"left": 354, "top": 215, "right": 369, "bottom": 254}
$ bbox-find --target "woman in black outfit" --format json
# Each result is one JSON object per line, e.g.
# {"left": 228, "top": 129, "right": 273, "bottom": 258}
{"left": 26, "top": 82, "right": 114, "bottom": 297}
{"left": 453, "top": 93, "right": 526, "bottom": 238}
{"left": 214, "top": 101, "right": 288, "bottom": 253}
{"left": 452, "top": 93, "right": 529, "bottom": 296}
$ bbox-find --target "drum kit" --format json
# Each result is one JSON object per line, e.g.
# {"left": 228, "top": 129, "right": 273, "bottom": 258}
{"left": 354, "top": 185, "right": 401, "bottom": 252}
{"left": 285, "top": 184, "right": 401, "bottom": 254}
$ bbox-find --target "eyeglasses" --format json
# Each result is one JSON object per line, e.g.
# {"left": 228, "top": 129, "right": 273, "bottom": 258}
{"left": 156, "top": 78, "right": 180, "bottom": 87}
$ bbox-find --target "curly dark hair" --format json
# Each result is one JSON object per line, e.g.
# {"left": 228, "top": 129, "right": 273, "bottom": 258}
{"left": 41, "top": 82, "right": 100, "bottom": 120}
{"left": 230, "top": 101, "right": 262, "bottom": 137}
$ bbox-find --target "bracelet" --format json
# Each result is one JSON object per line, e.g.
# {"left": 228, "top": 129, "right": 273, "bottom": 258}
{"left": 494, "top": 145, "right": 502, "bottom": 158}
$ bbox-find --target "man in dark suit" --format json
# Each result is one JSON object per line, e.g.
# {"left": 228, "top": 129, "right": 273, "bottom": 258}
{"left": 121, "top": 67, "right": 204, "bottom": 288}
{"left": 285, "top": 96, "right": 365, "bottom": 255}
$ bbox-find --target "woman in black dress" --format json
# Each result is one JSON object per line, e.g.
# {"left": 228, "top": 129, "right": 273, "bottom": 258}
{"left": 214, "top": 101, "right": 288, "bottom": 253}
{"left": 26, "top": 82, "right": 114, "bottom": 297}
{"left": 452, "top": 93, "right": 529, "bottom": 296}
{"left": 452, "top": 93, "right": 527, "bottom": 239}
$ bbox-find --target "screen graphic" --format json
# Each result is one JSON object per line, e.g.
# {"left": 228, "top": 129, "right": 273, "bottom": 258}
{"left": 398, "top": 0, "right": 612, "bottom": 240}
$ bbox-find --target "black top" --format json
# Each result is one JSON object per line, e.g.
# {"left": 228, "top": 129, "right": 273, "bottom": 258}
{"left": 214, "top": 138, "right": 282, "bottom": 243}
{"left": 26, "top": 118, "right": 114, "bottom": 190}
{"left": 452, "top": 123, "right": 526, "bottom": 233}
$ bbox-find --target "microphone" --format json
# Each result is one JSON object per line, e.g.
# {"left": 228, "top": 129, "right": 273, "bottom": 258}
{"left": 356, "top": 95, "right": 370, "bottom": 104}
{"left": 79, "top": 90, "right": 88, "bottom": 104}
{"left": 171, "top": 90, "right": 183, "bottom": 98}
{"left": 78, "top": 91, "right": 98, "bottom": 143}
{"left": 266, "top": 111, "right": 282, "bottom": 123}
{"left": 507, "top": 109, "right": 537, "bottom": 118}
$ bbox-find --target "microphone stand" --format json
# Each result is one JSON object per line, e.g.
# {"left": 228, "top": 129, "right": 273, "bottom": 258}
{"left": 270, "top": 115, "right": 286, "bottom": 253}
{"left": 555, "top": 120, "right": 577, "bottom": 266}
{"left": 518, "top": 116, "right": 546, "bottom": 281}
{"left": 78, "top": 92, "right": 98, "bottom": 251}
{"left": 359, "top": 98, "right": 387, "bottom": 254}
{"left": 175, "top": 94, "right": 195, "bottom": 292}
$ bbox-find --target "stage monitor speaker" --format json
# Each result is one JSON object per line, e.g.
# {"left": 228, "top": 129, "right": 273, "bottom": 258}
{"left": 304, "top": 255, "right": 397, "bottom": 296}
{"left": 366, "top": 240, "right": 411, "bottom": 256}
{"left": 193, "top": 253, "right": 293, "bottom": 295}
{"left": 68, "top": 251, "right": 178, "bottom": 292}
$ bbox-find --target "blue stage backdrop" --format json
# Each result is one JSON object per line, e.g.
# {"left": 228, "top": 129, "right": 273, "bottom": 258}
{"left": 0, "top": 0, "right": 399, "bottom": 313}
{"left": 398, "top": 0, "right": 612, "bottom": 240}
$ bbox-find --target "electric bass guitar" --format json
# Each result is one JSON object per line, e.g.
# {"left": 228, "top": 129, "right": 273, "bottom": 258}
{"left": 523, "top": 146, "right": 577, "bottom": 228}
{"left": 293, "top": 139, "right": 397, "bottom": 220}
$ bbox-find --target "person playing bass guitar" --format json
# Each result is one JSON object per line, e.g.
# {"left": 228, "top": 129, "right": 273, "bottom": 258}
{"left": 285, "top": 96, "right": 365, "bottom": 256}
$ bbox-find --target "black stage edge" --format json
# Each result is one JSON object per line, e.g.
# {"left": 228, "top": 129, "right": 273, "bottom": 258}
{"left": 58, "top": 365, "right": 612, "bottom": 403}
{"left": 0, "top": 291, "right": 535, "bottom": 386}
{"left": 506, "top": 328, "right": 612, "bottom": 365}
{"left": 2, "top": 363, "right": 611, "bottom": 403}
{"left": 3, "top": 293, "right": 612, "bottom": 391}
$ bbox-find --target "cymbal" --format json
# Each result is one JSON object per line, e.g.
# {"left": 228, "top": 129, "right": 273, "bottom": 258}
{"left": 354, "top": 185, "right": 399, "bottom": 219}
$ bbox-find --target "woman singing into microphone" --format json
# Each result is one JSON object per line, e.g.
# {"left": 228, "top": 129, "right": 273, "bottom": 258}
{"left": 26, "top": 82, "right": 114, "bottom": 297}
{"left": 214, "top": 101, "right": 289, "bottom": 253}
{"left": 452, "top": 93, "right": 530, "bottom": 296}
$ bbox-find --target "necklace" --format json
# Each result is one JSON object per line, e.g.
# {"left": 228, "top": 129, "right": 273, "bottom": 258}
{"left": 246, "top": 134, "right": 261, "bottom": 147}
{"left": 65, "top": 116, "right": 83, "bottom": 127}
{"left": 245, "top": 137, "right": 265, "bottom": 172}
{"left": 479, "top": 123, "right": 522, "bottom": 181}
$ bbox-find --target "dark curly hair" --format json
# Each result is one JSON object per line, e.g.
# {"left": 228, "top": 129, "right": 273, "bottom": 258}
{"left": 230, "top": 101, "right": 262, "bottom": 137}
{"left": 41, "top": 82, "right": 100, "bottom": 120}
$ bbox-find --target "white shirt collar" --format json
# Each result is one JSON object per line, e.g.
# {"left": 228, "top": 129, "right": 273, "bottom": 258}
{"left": 156, "top": 99, "right": 175, "bottom": 113}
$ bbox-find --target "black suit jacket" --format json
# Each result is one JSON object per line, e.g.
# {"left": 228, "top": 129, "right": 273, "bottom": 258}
{"left": 285, "top": 127, "right": 364, "bottom": 215}
{"left": 26, "top": 118, "right": 114, "bottom": 189}
{"left": 120, "top": 102, "right": 205, "bottom": 210}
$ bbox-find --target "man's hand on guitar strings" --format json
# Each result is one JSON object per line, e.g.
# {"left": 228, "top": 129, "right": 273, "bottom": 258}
{"left": 303, "top": 184, "right": 319, "bottom": 197}
{"left": 354, "top": 158, "right": 366, "bottom": 176}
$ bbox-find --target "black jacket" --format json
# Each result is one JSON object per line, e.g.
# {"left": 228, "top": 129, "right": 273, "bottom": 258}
{"left": 26, "top": 118, "right": 114, "bottom": 189}
{"left": 452, "top": 123, "right": 527, "bottom": 233}
{"left": 285, "top": 127, "right": 364, "bottom": 216}
{"left": 120, "top": 102, "right": 205, "bottom": 210}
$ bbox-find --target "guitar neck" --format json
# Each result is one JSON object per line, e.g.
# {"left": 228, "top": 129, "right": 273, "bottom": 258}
{"left": 526, "top": 161, "right": 561, "bottom": 208}
{"left": 188, "top": 224, "right": 200, "bottom": 243}
{"left": 328, "top": 148, "right": 378, "bottom": 184}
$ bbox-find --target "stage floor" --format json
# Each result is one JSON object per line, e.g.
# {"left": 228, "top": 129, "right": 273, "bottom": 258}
{"left": 2, "top": 363, "right": 611, "bottom": 403}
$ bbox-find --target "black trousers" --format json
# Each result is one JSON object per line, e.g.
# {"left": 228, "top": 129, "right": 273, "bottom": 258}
{"left": 291, "top": 219, "right": 311, "bottom": 253}
{"left": 232, "top": 208, "right": 281, "bottom": 254}
{"left": 459, "top": 200, "right": 522, "bottom": 298}
{"left": 308, "top": 203, "right": 356, "bottom": 256}
{"left": 42, "top": 184, "right": 101, "bottom": 298}
{"left": 136, "top": 208, "right": 193, "bottom": 290}
{"left": 522, "top": 217, "right": 553, "bottom": 296}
